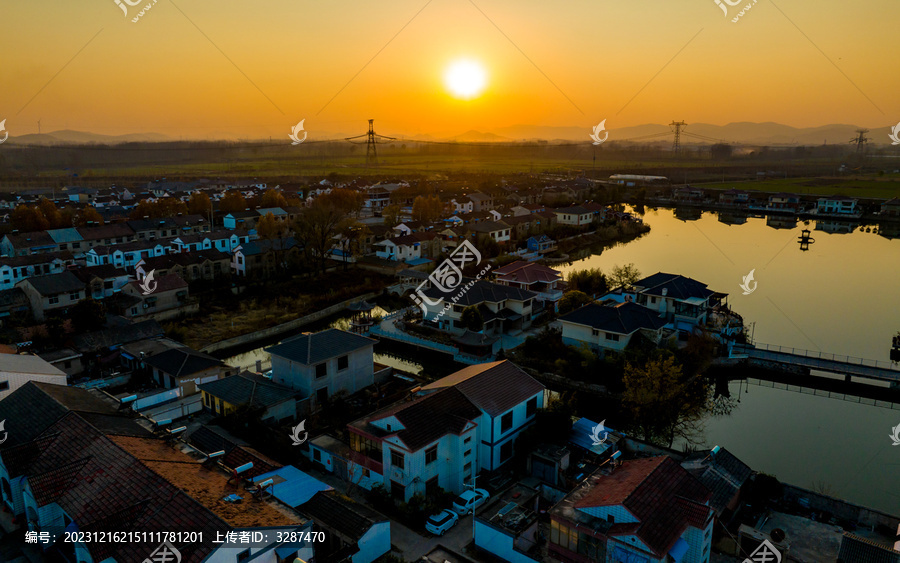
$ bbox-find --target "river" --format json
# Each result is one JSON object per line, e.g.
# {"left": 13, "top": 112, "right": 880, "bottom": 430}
{"left": 224, "top": 207, "right": 900, "bottom": 514}
{"left": 554, "top": 207, "right": 900, "bottom": 515}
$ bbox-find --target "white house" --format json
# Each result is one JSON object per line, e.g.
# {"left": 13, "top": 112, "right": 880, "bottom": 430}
{"left": 558, "top": 301, "right": 668, "bottom": 355}
{"left": 817, "top": 195, "right": 859, "bottom": 215}
{"left": 85, "top": 241, "right": 168, "bottom": 268}
{"left": 627, "top": 272, "right": 720, "bottom": 329}
{"left": 374, "top": 235, "right": 423, "bottom": 263}
{"left": 266, "top": 328, "right": 377, "bottom": 408}
{"left": 554, "top": 205, "right": 594, "bottom": 227}
{"left": 0, "top": 354, "right": 66, "bottom": 400}
{"left": 340, "top": 361, "right": 543, "bottom": 502}
{"left": 452, "top": 197, "right": 474, "bottom": 214}
{"left": 419, "top": 279, "right": 537, "bottom": 335}
{"left": 0, "top": 255, "right": 68, "bottom": 291}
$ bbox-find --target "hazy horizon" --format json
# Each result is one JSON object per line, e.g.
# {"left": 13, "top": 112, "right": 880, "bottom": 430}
{"left": 3, "top": 1, "right": 898, "bottom": 140}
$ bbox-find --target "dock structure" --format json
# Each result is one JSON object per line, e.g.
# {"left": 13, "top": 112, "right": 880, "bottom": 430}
{"left": 732, "top": 343, "right": 900, "bottom": 385}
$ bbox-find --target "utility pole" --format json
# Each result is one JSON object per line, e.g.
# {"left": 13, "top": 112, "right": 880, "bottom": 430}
{"left": 850, "top": 128, "right": 869, "bottom": 155}
{"left": 467, "top": 473, "right": 478, "bottom": 540}
{"left": 345, "top": 119, "right": 395, "bottom": 168}
{"left": 670, "top": 120, "right": 687, "bottom": 155}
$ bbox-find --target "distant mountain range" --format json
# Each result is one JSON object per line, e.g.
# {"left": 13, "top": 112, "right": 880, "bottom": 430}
{"left": 5, "top": 123, "right": 897, "bottom": 146}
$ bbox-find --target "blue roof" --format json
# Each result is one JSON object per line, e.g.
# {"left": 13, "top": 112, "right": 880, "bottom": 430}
{"left": 569, "top": 417, "right": 615, "bottom": 455}
{"left": 405, "top": 257, "right": 432, "bottom": 266}
{"left": 251, "top": 466, "right": 332, "bottom": 508}
{"left": 669, "top": 537, "right": 690, "bottom": 562}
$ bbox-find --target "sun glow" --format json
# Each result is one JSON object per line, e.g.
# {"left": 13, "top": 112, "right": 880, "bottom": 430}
{"left": 444, "top": 59, "right": 487, "bottom": 100}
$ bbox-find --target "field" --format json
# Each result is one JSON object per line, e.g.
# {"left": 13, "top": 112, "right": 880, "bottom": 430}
{"left": 695, "top": 176, "right": 900, "bottom": 200}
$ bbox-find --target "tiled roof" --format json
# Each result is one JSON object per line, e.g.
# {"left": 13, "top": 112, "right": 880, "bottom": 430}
{"left": 421, "top": 279, "right": 537, "bottom": 306}
{"left": 467, "top": 220, "right": 508, "bottom": 233}
{"left": 0, "top": 382, "right": 150, "bottom": 450}
{"left": 3, "top": 231, "right": 56, "bottom": 249}
{"left": 494, "top": 261, "right": 561, "bottom": 284}
{"left": 266, "top": 328, "right": 376, "bottom": 366}
{"left": 221, "top": 446, "right": 281, "bottom": 480}
{"left": 420, "top": 360, "right": 544, "bottom": 417}
{"left": 575, "top": 456, "right": 712, "bottom": 557}
{"left": 838, "top": 533, "right": 900, "bottom": 563}
{"left": 0, "top": 354, "right": 66, "bottom": 377}
{"left": 357, "top": 387, "right": 481, "bottom": 451}
{"left": 71, "top": 264, "right": 129, "bottom": 282}
{"left": 559, "top": 302, "right": 667, "bottom": 334}
{"left": 76, "top": 223, "right": 135, "bottom": 241}
{"left": 682, "top": 447, "right": 752, "bottom": 515}
{"left": 199, "top": 373, "right": 297, "bottom": 409}
{"left": 5, "top": 412, "right": 230, "bottom": 563}
{"left": 299, "top": 491, "right": 386, "bottom": 541}
{"left": 634, "top": 272, "right": 715, "bottom": 300}
{"left": 20, "top": 271, "right": 85, "bottom": 296}
{"left": 143, "top": 347, "right": 222, "bottom": 377}
{"left": 0, "top": 252, "right": 70, "bottom": 268}
{"left": 554, "top": 205, "right": 592, "bottom": 214}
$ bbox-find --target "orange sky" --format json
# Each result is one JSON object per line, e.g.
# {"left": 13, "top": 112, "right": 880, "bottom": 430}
{"left": 2, "top": 0, "right": 898, "bottom": 139}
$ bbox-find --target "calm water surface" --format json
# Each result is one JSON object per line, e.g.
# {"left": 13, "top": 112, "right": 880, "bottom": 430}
{"left": 555, "top": 208, "right": 900, "bottom": 514}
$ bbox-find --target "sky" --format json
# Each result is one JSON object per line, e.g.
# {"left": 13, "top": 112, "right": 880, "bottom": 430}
{"left": 2, "top": 0, "right": 898, "bottom": 139}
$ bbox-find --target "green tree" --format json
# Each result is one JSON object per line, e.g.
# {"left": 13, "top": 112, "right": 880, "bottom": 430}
{"left": 187, "top": 191, "right": 212, "bottom": 216}
{"left": 460, "top": 306, "right": 484, "bottom": 331}
{"left": 382, "top": 204, "right": 402, "bottom": 227}
{"left": 609, "top": 263, "right": 641, "bottom": 289}
{"left": 558, "top": 290, "right": 592, "bottom": 315}
{"left": 411, "top": 195, "right": 443, "bottom": 222}
{"left": 622, "top": 354, "right": 707, "bottom": 447}
{"left": 259, "top": 188, "right": 288, "bottom": 209}
{"left": 219, "top": 190, "right": 247, "bottom": 213}
{"left": 567, "top": 268, "right": 608, "bottom": 296}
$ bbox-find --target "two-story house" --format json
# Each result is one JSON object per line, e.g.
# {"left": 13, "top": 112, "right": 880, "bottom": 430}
{"left": 549, "top": 456, "right": 715, "bottom": 563}
{"left": 493, "top": 261, "right": 564, "bottom": 310}
{"left": 143, "top": 345, "right": 234, "bottom": 395}
{"left": 266, "top": 328, "right": 378, "bottom": 408}
{"left": 817, "top": 195, "right": 859, "bottom": 216}
{"left": 419, "top": 279, "right": 538, "bottom": 335}
{"left": 16, "top": 271, "right": 87, "bottom": 321}
{"left": 0, "top": 254, "right": 69, "bottom": 291}
{"left": 337, "top": 361, "right": 543, "bottom": 502}
{"left": 374, "top": 234, "right": 425, "bottom": 263}
{"left": 117, "top": 273, "right": 192, "bottom": 320}
{"left": 628, "top": 272, "right": 720, "bottom": 329}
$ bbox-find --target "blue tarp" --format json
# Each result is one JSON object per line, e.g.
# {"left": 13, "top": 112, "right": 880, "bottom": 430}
{"left": 404, "top": 257, "right": 432, "bottom": 266}
{"left": 668, "top": 537, "right": 690, "bottom": 563}
{"left": 251, "top": 466, "right": 332, "bottom": 508}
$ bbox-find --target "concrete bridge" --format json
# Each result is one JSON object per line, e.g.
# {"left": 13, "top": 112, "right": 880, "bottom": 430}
{"left": 731, "top": 343, "right": 900, "bottom": 385}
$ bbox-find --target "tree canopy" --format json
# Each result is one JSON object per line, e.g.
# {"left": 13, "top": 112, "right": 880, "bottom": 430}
{"left": 609, "top": 263, "right": 642, "bottom": 289}
{"left": 558, "top": 290, "right": 592, "bottom": 315}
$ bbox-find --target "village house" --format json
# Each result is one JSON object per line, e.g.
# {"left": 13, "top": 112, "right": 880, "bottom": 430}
{"left": 558, "top": 301, "right": 669, "bottom": 355}
{"left": 16, "top": 271, "right": 87, "bottom": 321}
{"left": 199, "top": 371, "right": 300, "bottom": 422}
{"left": 0, "top": 354, "right": 67, "bottom": 400}
{"left": 116, "top": 273, "right": 194, "bottom": 320}
{"left": 549, "top": 456, "right": 715, "bottom": 563}
{"left": 419, "top": 279, "right": 537, "bottom": 336}
{"left": 142, "top": 345, "right": 234, "bottom": 395}
{"left": 266, "top": 328, "right": 379, "bottom": 410}
{"left": 817, "top": 195, "right": 859, "bottom": 215}
{"left": 493, "top": 261, "right": 564, "bottom": 310}
{"left": 231, "top": 238, "right": 302, "bottom": 278}
{"left": 0, "top": 253, "right": 70, "bottom": 291}
{"left": 554, "top": 205, "right": 594, "bottom": 227}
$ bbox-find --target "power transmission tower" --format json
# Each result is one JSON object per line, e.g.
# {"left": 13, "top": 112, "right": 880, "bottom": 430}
{"left": 670, "top": 121, "right": 687, "bottom": 155}
{"left": 850, "top": 128, "right": 869, "bottom": 155}
{"left": 346, "top": 119, "right": 396, "bottom": 167}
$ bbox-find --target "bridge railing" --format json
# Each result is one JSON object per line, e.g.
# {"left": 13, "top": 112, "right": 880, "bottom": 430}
{"left": 735, "top": 343, "right": 900, "bottom": 371}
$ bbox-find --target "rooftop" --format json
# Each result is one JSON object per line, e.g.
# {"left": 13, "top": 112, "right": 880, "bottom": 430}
{"left": 266, "top": 328, "right": 377, "bottom": 366}
{"left": 0, "top": 354, "right": 66, "bottom": 377}
{"left": 420, "top": 278, "right": 537, "bottom": 306}
{"left": 633, "top": 272, "right": 716, "bottom": 300}
{"left": 20, "top": 271, "right": 85, "bottom": 296}
{"left": 143, "top": 346, "right": 223, "bottom": 377}
{"left": 559, "top": 302, "right": 667, "bottom": 334}
{"left": 298, "top": 490, "right": 386, "bottom": 541}
{"left": 420, "top": 360, "right": 544, "bottom": 417}
{"left": 199, "top": 372, "right": 297, "bottom": 410}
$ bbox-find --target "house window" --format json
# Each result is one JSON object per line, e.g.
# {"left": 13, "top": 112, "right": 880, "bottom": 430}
{"left": 464, "top": 449, "right": 471, "bottom": 458}
{"left": 337, "top": 355, "right": 349, "bottom": 371}
{"left": 49, "top": 296, "right": 60, "bottom": 305}
{"left": 425, "top": 445, "right": 438, "bottom": 465}
{"left": 526, "top": 396, "right": 538, "bottom": 417}
{"left": 237, "top": 548, "right": 250, "bottom": 562}
{"left": 313, "top": 449, "right": 322, "bottom": 462}
{"left": 316, "top": 387, "right": 328, "bottom": 405}
{"left": 204, "top": 394, "right": 210, "bottom": 407}
{"left": 650, "top": 297, "right": 657, "bottom": 304}
{"left": 464, "top": 461, "right": 472, "bottom": 475}
{"left": 550, "top": 520, "right": 579, "bottom": 552}
{"left": 0, "top": 381, "right": 8, "bottom": 391}
{"left": 607, "top": 514, "right": 614, "bottom": 523}
{"left": 390, "top": 449, "right": 405, "bottom": 469}
{"left": 500, "top": 411, "right": 513, "bottom": 433}
{"left": 500, "top": 440, "right": 513, "bottom": 461}
{"left": 591, "top": 328, "right": 600, "bottom": 337}
{"left": 605, "top": 333, "right": 620, "bottom": 341}
{"left": 315, "top": 363, "right": 327, "bottom": 378}
{"left": 464, "top": 436, "right": 471, "bottom": 444}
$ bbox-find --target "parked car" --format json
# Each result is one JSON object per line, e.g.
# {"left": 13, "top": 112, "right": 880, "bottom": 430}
{"left": 452, "top": 488, "right": 490, "bottom": 515}
{"left": 425, "top": 509, "right": 459, "bottom": 536}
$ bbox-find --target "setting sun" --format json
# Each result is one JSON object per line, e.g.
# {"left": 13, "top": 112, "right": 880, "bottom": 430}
{"left": 444, "top": 59, "right": 487, "bottom": 100}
